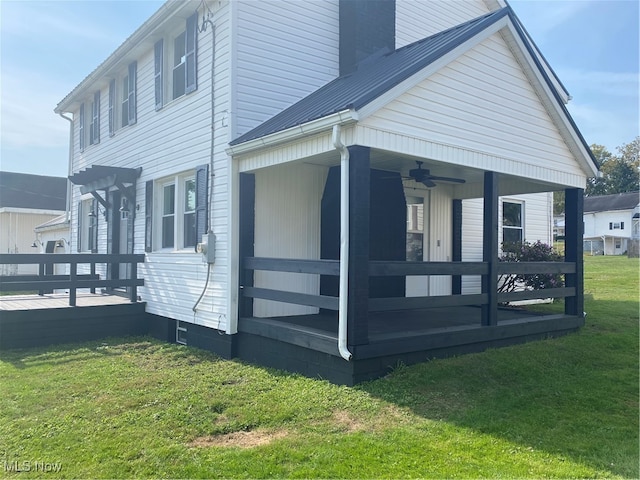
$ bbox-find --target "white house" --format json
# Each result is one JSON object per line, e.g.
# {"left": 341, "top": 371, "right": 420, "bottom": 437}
{"left": 0, "top": 172, "right": 67, "bottom": 275}
{"left": 54, "top": 0, "right": 598, "bottom": 384}
{"left": 583, "top": 191, "right": 640, "bottom": 255}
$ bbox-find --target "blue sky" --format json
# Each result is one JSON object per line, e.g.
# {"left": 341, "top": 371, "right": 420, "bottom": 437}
{"left": 1, "top": 0, "right": 638, "bottom": 177}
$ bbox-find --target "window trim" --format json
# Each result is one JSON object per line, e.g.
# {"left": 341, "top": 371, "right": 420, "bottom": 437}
{"left": 146, "top": 165, "right": 208, "bottom": 253}
{"left": 502, "top": 200, "right": 524, "bottom": 245}
{"left": 77, "top": 197, "right": 98, "bottom": 253}
{"left": 78, "top": 103, "right": 85, "bottom": 152}
{"left": 154, "top": 39, "right": 164, "bottom": 110}
{"left": 108, "top": 79, "right": 115, "bottom": 136}
{"left": 89, "top": 91, "right": 100, "bottom": 145}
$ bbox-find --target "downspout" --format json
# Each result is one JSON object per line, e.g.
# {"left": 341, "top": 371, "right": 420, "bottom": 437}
{"left": 332, "top": 125, "right": 353, "bottom": 361}
{"left": 58, "top": 112, "right": 74, "bottom": 222}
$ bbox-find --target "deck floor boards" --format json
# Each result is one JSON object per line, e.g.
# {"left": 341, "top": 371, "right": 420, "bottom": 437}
{"left": 0, "top": 293, "right": 133, "bottom": 311}
{"left": 243, "top": 306, "right": 544, "bottom": 340}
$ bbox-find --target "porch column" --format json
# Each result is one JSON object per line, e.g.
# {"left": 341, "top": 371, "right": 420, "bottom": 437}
{"left": 238, "top": 173, "right": 256, "bottom": 318}
{"left": 452, "top": 199, "right": 463, "bottom": 295}
{"left": 564, "top": 188, "right": 584, "bottom": 317}
{"left": 481, "top": 171, "right": 498, "bottom": 326}
{"left": 347, "top": 145, "right": 370, "bottom": 346}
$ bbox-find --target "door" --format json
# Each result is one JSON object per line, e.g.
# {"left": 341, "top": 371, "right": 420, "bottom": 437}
{"left": 405, "top": 193, "right": 429, "bottom": 297}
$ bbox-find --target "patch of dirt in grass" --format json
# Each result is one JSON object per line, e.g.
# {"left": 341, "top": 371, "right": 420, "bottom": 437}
{"left": 332, "top": 410, "right": 365, "bottom": 432}
{"left": 188, "top": 429, "right": 289, "bottom": 449}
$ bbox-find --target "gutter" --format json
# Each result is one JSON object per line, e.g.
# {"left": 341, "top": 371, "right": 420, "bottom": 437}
{"left": 226, "top": 109, "right": 358, "bottom": 157}
{"left": 332, "top": 125, "right": 353, "bottom": 362}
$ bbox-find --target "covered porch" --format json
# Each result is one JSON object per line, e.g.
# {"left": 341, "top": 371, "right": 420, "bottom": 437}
{"left": 232, "top": 143, "right": 585, "bottom": 384}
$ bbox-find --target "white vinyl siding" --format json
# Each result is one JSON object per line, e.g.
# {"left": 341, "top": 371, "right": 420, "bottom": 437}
{"left": 252, "top": 163, "right": 328, "bottom": 317}
{"left": 69, "top": 2, "right": 231, "bottom": 331}
{"left": 234, "top": 0, "right": 339, "bottom": 138}
{"left": 460, "top": 192, "right": 553, "bottom": 294}
{"left": 396, "top": 0, "right": 490, "bottom": 48}
{"left": 361, "top": 31, "right": 585, "bottom": 184}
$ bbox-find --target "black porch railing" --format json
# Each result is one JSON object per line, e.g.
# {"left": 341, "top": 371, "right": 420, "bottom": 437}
{"left": 0, "top": 254, "right": 145, "bottom": 306}
{"left": 241, "top": 256, "right": 578, "bottom": 314}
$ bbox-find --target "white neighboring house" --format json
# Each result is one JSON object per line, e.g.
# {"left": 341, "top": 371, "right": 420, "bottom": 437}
{"left": 0, "top": 172, "right": 67, "bottom": 275}
{"left": 583, "top": 192, "right": 640, "bottom": 255}
{"left": 53, "top": 0, "right": 598, "bottom": 381}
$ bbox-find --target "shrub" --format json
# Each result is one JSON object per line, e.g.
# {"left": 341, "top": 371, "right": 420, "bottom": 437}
{"left": 498, "top": 241, "right": 564, "bottom": 298}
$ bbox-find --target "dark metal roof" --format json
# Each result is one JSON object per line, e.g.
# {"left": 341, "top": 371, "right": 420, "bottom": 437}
{"left": 230, "top": 8, "right": 509, "bottom": 146}
{"left": 0, "top": 171, "right": 67, "bottom": 210}
{"left": 584, "top": 192, "right": 640, "bottom": 213}
{"left": 229, "top": 5, "right": 598, "bottom": 173}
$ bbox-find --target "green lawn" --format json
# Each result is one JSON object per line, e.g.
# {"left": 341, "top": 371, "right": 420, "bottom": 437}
{"left": 1, "top": 256, "right": 638, "bottom": 478}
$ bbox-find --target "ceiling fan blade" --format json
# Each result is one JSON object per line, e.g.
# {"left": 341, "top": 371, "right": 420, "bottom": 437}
{"left": 421, "top": 178, "right": 437, "bottom": 188}
{"left": 427, "top": 175, "right": 466, "bottom": 184}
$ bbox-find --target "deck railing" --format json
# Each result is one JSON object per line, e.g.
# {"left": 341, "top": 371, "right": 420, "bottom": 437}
{"left": 0, "top": 254, "right": 145, "bottom": 306}
{"left": 242, "top": 257, "right": 577, "bottom": 314}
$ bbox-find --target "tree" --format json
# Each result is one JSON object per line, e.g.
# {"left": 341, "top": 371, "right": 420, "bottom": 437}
{"left": 586, "top": 138, "right": 640, "bottom": 196}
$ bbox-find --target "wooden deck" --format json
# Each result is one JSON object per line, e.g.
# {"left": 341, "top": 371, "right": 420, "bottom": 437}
{"left": 236, "top": 306, "right": 584, "bottom": 384}
{"left": 0, "top": 293, "right": 133, "bottom": 311}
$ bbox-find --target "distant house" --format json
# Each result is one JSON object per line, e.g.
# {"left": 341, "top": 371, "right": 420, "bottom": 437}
{"left": 583, "top": 192, "right": 640, "bottom": 255}
{"left": 0, "top": 172, "right": 67, "bottom": 274}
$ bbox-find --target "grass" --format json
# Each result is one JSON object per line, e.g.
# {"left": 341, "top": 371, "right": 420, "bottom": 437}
{"left": 1, "top": 256, "right": 638, "bottom": 478}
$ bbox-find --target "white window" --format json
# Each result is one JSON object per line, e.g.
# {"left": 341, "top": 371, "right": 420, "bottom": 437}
{"left": 154, "top": 13, "right": 197, "bottom": 108}
{"left": 157, "top": 174, "right": 197, "bottom": 250}
{"left": 502, "top": 201, "right": 524, "bottom": 245}
{"left": 78, "top": 103, "right": 85, "bottom": 152}
{"left": 89, "top": 91, "right": 100, "bottom": 145}
{"left": 77, "top": 198, "right": 98, "bottom": 253}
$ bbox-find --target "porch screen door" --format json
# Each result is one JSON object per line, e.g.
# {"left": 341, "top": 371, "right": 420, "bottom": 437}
{"left": 405, "top": 194, "right": 429, "bottom": 297}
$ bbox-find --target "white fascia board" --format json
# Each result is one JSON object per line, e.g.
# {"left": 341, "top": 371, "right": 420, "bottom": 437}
{"left": 501, "top": 21, "right": 599, "bottom": 178}
{"left": 356, "top": 16, "right": 510, "bottom": 120}
{"left": 0, "top": 207, "right": 65, "bottom": 215}
{"left": 226, "top": 109, "right": 359, "bottom": 157}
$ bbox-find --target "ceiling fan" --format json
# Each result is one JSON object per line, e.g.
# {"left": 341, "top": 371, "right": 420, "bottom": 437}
{"left": 408, "top": 161, "right": 466, "bottom": 188}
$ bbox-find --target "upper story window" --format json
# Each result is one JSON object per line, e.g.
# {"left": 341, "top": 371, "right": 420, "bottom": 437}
{"left": 502, "top": 201, "right": 524, "bottom": 245}
{"left": 154, "top": 13, "right": 198, "bottom": 110}
{"left": 78, "top": 103, "right": 85, "bottom": 152}
{"left": 107, "top": 61, "right": 137, "bottom": 137}
{"left": 609, "top": 222, "right": 625, "bottom": 230}
{"left": 89, "top": 91, "right": 100, "bottom": 145}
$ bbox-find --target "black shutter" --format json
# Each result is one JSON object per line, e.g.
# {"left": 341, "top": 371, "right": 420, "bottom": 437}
{"left": 609, "top": 222, "right": 613, "bottom": 230}
{"left": 79, "top": 103, "right": 85, "bottom": 152}
{"left": 90, "top": 199, "right": 98, "bottom": 253}
{"left": 195, "top": 164, "right": 209, "bottom": 249}
{"left": 145, "top": 180, "right": 153, "bottom": 252}
{"left": 77, "top": 201, "right": 83, "bottom": 252}
{"left": 185, "top": 13, "right": 198, "bottom": 94}
{"left": 128, "top": 61, "right": 137, "bottom": 125}
{"left": 621, "top": 222, "right": 625, "bottom": 230}
{"left": 154, "top": 39, "right": 164, "bottom": 110}
{"left": 108, "top": 79, "right": 115, "bottom": 136}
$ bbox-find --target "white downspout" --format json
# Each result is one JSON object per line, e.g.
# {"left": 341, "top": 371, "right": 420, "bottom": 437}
{"left": 332, "top": 125, "right": 352, "bottom": 361}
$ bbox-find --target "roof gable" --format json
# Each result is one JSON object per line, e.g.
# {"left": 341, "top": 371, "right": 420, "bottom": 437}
{"left": 0, "top": 172, "right": 67, "bottom": 210}
{"left": 584, "top": 192, "right": 640, "bottom": 213}
{"left": 229, "top": 6, "right": 597, "bottom": 178}
{"left": 230, "top": 8, "right": 508, "bottom": 145}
